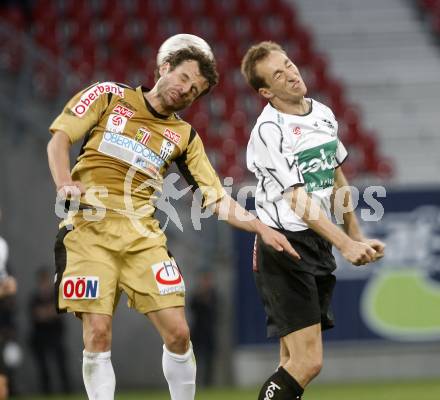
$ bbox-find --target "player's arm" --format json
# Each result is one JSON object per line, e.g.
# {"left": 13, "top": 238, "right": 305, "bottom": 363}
{"left": 47, "top": 82, "right": 112, "bottom": 197}
{"left": 47, "top": 131, "right": 85, "bottom": 197}
{"left": 176, "top": 130, "right": 299, "bottom": 259}
{"left": 284, "top": 185, "right": 375, "bottom": 266}
{"left": 332, "top": 167, "right": 385, "bottom": 260}
{"left": 211, "top": 194, "right": 300, "bottom": 260}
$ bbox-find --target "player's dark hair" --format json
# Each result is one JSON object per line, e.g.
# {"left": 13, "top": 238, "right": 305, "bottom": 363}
{"left": 241, "top": 41, "right": 286, "bottom": 91}
{"left": 155, "top": 46, "right": 219, "bottom": 97}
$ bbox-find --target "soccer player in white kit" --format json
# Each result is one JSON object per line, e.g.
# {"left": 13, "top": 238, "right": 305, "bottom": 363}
{"left": 241, "top": 42, "right": 385, "bottom": 399}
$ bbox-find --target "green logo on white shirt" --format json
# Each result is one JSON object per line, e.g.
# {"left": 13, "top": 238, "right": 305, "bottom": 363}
{"left": 296, "top": 140, "right": 337, "bottom": 192}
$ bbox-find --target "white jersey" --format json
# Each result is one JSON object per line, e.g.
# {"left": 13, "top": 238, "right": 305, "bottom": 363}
{"left": 247, "top": 99, "right": 348, "bottom": 232}
{"left": 0, "top": 236, "right": 8, "bottom": 278}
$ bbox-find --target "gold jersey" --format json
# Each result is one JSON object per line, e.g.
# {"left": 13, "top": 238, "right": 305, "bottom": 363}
{"left": 49, "top": 82, "right": 225, "bottom": 217}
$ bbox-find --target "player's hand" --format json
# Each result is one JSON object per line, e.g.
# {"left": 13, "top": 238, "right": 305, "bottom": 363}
{"left": 258, "top": 224, "right": 301, "bottom": 260}
{"left": 362, "top": 238, "right": 385, "bottom": 262}
{"left": 56, "top": 181, "right": 85, "bottom": 200}
{"left": 0, "top": 276, "right": 17, "bottom": 297}
{"left": 340, "top": 240, "right": 376, "bottom": 266}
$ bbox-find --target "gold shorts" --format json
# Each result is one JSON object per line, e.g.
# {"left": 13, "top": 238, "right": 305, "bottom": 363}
{"left": 54, "top": 212, "right": 185, "bottom": 316}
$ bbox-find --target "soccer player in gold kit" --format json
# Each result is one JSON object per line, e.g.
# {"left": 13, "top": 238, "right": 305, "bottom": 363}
{"left": 47, "top": 36, "right": 298, "bottom": 400}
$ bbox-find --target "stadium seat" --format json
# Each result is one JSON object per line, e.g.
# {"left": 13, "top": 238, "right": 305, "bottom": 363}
{"left": 1, "top": 0, "right": 391, "bottom": 180}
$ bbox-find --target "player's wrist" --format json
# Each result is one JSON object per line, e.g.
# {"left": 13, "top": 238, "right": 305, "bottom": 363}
{"left": 335, "top": 235, "right": 355, "bottom": 253}
{"left": 55, "top": 179, "right": 75, "bottom": 191}
{"left": 346, "top": 229, "right": 365, "bottom": 242}
{"left": 254, "top": 218, "right": 270, "bottom": 236}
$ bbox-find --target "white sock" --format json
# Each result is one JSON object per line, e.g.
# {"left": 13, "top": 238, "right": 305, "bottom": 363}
{"left": 82, "top": 350, "right": 115, "bottom": 400}
{"left": 162, "top": 343, "right": 196, "bottom": 400}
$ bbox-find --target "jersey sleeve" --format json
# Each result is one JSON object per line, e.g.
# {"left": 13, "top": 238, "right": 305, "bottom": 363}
{"left": 323, "top": 104, "right": 348, "bottom": 167}
{"left": 176, "top": 129, "right": 225, "bottom": 208}
{"left": 49, "top": 82, "right": 117, "bottom": 143}
{"left": 250, "top": 121, "right": 304, "bottom": 193}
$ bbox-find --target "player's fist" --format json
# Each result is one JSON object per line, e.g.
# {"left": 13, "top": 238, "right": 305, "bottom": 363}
{"left": 340, "top": 240, "right": 376, "bottom": 266}
{"left": 56, "top": 181, "right": 85, "bottom": 200}
{"left": 363, "top": 238, "right": 385, "bottom": 262}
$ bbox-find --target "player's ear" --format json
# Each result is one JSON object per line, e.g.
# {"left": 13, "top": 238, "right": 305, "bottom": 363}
{"left": 158, "top": 62, "right": 170, "bottom": 77}
{"left": 259, "top": 87, "right": 274, "bottom": 100}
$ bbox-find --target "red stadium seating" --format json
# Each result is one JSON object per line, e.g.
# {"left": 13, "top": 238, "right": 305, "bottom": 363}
{"left": 0, "top": 0, "right": 392, "bottom": 180}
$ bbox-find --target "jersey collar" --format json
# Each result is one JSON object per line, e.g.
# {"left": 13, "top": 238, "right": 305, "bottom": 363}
{"left": 268, "top": 98, "right": 313, "bottom": 117}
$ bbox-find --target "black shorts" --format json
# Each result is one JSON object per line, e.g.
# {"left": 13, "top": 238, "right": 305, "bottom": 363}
{"left": 254, "top": 228, "right": 337, "bottom": 338}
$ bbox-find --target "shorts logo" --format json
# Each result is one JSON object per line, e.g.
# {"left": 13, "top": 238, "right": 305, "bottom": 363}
{"left": 134, "top": 127, "right": 151, "bottom": 146}
{"left": 62, "top": 276, "right": 99, "bottom": 299}
{"left": 163, "top": 128, "right": 181, "bottom": 145}
{"left": 160, "top": 139, "right": 175, "bottom": 161}
{"left": 113, "top": 104, "right": 134, "bottom": 118}
{"left": 72, "top": 82, "right": 125, "bottom": 117}
{"left": 293, "top": 126, "right": 301, "bottom": 135}
{"left": 152, "top": 260, "right": 185, "bottom": 295}
{"left": 105, "top": 114, "right": 128, "bottom": 133}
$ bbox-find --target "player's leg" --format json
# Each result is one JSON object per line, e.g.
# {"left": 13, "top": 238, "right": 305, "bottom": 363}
{"left": 55, "top": 216, "right": 122, "bottom": 400}
{"left": 279, "top": 337, "right": 290, "bottom": 368}
{"left": 258, "top": 325, "right": 322, "bottom": 400}
{"left": 82, "top": 313, "right": 115, "bottom": 400}
{"left": 282, "top": 323, "right": 323, "bottom": 386}
{"left": 147, "top": 306, "right": 196, "bottom": 400}
{"left": 254, "top": 231, "right": 329, "bottom": 399}
{"left": 119, "top": 225, "right": 192, "bottom": 399}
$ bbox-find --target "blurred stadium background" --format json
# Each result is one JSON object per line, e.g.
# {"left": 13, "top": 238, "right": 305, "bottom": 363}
{"left": 0, "top": 0, "right": 439, "bottom": 397}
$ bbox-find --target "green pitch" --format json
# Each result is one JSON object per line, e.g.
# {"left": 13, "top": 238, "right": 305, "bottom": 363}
{"left": 17, "top": 379, "right": 440, "bottom": 400}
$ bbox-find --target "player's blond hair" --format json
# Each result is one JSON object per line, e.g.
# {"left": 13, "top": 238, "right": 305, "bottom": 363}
{"left": 241, "top": 41, "right": 286, "bottom": 91}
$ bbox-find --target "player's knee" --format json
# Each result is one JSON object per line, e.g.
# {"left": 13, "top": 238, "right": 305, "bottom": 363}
{"left": 164, "top": 324, "right": 190, "bottom": 354}
{"left": 305, "top": 356, "right": 323, "bottom": 380}
{"left": 84, "top": 319, "right": 112, "bottom": 351}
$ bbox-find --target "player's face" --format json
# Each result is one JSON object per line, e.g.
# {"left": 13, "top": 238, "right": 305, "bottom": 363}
{"left": 157, "top": 60, "right": 209, "bottom": 113}
{"left": 256, "top": 51, "right": 307, "bottom": 102}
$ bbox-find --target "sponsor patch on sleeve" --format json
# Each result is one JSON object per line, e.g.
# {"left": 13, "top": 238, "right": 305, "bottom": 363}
{"left": 151, "top": 259, "right": 185, "bottom": 295}
{"left": 62, "top": 276, "right": 100, "bottom": 299}
{"left": 73, "top": 82, "right": 125, "bottom": 117}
